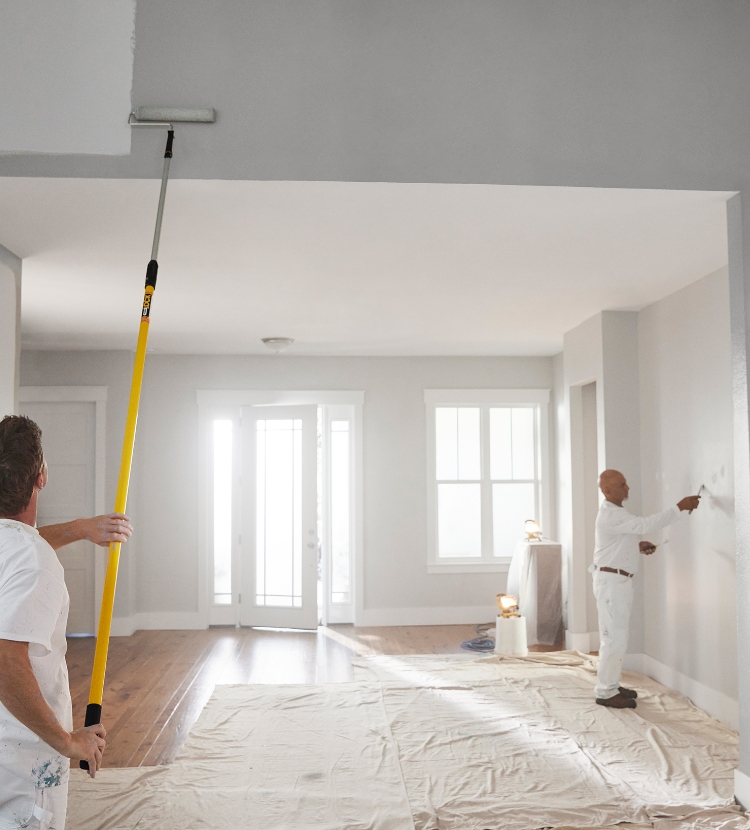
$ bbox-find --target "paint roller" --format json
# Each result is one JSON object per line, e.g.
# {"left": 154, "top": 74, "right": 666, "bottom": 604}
{"left": 80, "top": 106, "right": 215, "bottom": 771}
{"left": 128, "top": 106, "right": 216, "bottom": 125}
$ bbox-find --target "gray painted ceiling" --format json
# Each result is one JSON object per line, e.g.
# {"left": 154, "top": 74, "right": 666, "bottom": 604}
{"left": 1, "top": 1, "right": 750, "bottom": 189}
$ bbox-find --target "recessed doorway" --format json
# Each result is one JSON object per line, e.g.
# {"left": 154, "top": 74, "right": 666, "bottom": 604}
{"left": 198, "top": 390, "right": 363, "bottom": 630}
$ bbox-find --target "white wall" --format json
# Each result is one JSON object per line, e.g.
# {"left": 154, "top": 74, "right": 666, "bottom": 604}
{"left": 638, "top": 267, "right": 737, "bottom": 716}
{"left": 0, "top": 1, "right": 134, "bottom": 155}
{"left": 20, "top": 351, "right": 553, "bottom": 626}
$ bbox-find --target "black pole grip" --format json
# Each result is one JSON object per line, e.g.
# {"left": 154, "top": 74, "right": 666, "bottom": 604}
{"left": 145, "top": 259, "right": 158, "bottom": 289}
{"left": 165, "top": 129, "right": 174, "bottom": 158}
{"left": 79, "top": 702, "right": 103, "bottom": 770}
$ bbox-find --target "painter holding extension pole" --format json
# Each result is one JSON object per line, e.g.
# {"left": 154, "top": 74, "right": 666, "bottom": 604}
{"left": 81, "top": 107, "right": 215, "bottom": 769}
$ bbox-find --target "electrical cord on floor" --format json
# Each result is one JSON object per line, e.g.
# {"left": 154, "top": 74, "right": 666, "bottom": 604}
{"left": 460, "top": 622, "right": 497, "bottom": 652}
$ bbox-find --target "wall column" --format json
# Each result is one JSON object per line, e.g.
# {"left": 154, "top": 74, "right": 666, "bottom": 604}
{"left": 728, "top": 194, "right": 750, "bottom": 806}
{"left": 0, "top": 244, "right": 21, "bottom": 417}
{"left": 561, "top": 310, "right": 642, "bottom": 653}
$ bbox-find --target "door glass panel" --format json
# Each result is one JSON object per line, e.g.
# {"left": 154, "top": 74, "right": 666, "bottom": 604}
{"left": 213, "top": 420, "right": 233, "bottom": 604}
{"left": 493, "top": 482, "right": 536, "bottom": 558}
{"left": 255, "top": 419, "right": 303, "bottom": 607}
{"left": 438, "top": 482, "right": 481, "bottom": 557}
{"left": 330, "top": 420, "right": 351, "bottom": 604}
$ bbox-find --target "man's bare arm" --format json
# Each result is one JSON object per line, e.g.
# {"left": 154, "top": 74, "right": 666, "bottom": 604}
{"left": 38, "top": 514, "right": 133, "bottom": 551}
{"left": 0, "top": 639, "right": 105, "bottom": 777}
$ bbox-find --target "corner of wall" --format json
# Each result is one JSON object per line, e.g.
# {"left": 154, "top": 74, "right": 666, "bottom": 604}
{"left": 0, "top": 244, "right": 21, "bottom": 416}
{"left": 600, "top": 311, "right": 641, "bottom": 494}
{"left": 551, "top": 352, "right": 564, "bottom": 545}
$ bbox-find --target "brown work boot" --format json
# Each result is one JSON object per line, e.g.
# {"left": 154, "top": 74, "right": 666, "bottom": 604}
{"left": 618, "top": 686, "right": 638, "bottom": 699}
{"left": 596, "top": 691, "right": 637, "bottom": 709}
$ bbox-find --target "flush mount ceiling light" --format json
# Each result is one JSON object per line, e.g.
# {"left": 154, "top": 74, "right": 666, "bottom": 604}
{"left": 261, "top": 337, "right": 294, "bottom": 354}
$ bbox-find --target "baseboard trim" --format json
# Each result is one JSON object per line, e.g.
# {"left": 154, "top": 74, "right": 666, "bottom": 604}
{"left": 110, "top": 612, "right": 206, "bottom": 636}
{"left": 356, "top": 605, "right": 500, "bottom": 627}
{"left": 624, "top": 652, "right": 738, "bottom": 730}
{"left": 622, "top": 653, "right": 644, "bottom": 673}
{"left": 110, "top": 616, "right": 137, "bottom": 637}
{"left": 735, "top": 769, "right": 750, "bottom": 810}
{"left": 112, "top": 607, "right": 499, "bottom": 632}
{"left": 564, "top": 630, "right": 599, "bottom": 652}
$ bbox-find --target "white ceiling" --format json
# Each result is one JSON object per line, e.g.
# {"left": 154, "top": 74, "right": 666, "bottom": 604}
{"left": 0, "top": 179, "right": 731, "bottom": 356}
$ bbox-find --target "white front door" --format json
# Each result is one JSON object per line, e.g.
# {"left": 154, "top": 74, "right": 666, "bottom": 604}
{"left": 240, "top": 405, "right": 318, "bottom": 629}
{"left": 20, "top": 401, "right": 96, "bottom": 635}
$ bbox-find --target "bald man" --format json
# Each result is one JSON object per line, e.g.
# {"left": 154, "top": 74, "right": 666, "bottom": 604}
{"left": 591, "top": 470, "right": 701, "bottom": 709}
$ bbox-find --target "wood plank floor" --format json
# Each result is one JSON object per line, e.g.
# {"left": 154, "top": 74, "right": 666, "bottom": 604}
{"left": 67, "top": 625, "right": 563, "bottom": 768}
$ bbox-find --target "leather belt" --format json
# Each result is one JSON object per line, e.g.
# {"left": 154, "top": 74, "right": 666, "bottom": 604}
{"left": 598, "top": 566, "right": 633, "bottom": 578}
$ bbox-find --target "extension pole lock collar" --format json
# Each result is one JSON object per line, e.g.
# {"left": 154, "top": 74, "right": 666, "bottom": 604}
{"left": 145, "top": 260, "right": 158, "bottom": 289}
{"left": 165, "top": 129, "right": 174, "bottom": 159}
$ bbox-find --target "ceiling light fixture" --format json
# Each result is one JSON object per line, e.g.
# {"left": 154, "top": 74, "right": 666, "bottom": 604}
{"left": 262, "top": 337, "right": 294, "bottom": 354}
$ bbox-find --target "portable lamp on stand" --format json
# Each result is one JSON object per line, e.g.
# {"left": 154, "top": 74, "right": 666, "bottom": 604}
{"left": 494, "top": 593, "right": 527, "bottom": 656}
{"left": 525, "top": 519, "right": 542, "bottom": 541}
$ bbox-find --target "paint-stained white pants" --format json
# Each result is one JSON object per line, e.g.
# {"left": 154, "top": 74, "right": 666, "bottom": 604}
{"left": 28, "top": 783, "right": 68, "bottom": 830}
{"left": 592, "top": 570, "right": 634, "bottom": 699}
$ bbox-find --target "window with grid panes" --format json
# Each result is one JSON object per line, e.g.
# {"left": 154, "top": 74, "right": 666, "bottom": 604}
{"left": 425, "top": 391, "right": 549, "bottom": 571}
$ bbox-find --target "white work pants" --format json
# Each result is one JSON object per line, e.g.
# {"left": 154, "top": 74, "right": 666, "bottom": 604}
{"left": 592, "top": 570, "right": 634, "bottom": 699}
{"left": 28, "top": 784, "right": 68, "bottom": 830}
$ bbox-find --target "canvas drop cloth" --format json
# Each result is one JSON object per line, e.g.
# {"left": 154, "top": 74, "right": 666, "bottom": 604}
{"left": 352, "top": 652, "right": 747, "bottom": 830}
{"left": 67, "top": 652, "right": 747, "bottom": 830}
{"left": 67, "top": 683, "right": 414, "bottom": 830}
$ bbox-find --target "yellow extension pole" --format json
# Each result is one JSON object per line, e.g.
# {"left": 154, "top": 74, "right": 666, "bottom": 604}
{"left": 81, "top": 129, "right": 174, "bottom": 767}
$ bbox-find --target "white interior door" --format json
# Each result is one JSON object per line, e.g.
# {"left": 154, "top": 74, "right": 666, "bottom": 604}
{"left": 20, "top": 401, "right": 96, "bottom": 635}
{"left": 240, "top": 405, "right": 318, "bottom": 629}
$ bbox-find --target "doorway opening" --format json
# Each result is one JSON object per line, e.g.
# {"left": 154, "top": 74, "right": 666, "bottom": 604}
{"left": 19, "top": 386, "right": 108, "bottom": 636}
{"left": 199, "top": 391, "right": 363, "bottom": 630}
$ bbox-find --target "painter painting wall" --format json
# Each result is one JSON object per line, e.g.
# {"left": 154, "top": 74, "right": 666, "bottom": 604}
{"left": 553, "top": 268, "right": 736, "bottom": 724}
{"left": 638, "top": 267, "right": 736, "bottom": 705}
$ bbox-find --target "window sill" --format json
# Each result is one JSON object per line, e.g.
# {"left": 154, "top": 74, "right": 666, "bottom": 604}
{"left": 428, "top": 560, "right": 511, "bottom": 574}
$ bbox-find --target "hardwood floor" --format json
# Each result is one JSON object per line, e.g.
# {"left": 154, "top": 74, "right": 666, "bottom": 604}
{"left": 67, "top": 625, "right": 563, "bottom": 768}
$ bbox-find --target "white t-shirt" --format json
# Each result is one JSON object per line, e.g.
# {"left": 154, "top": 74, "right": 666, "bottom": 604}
{"left": 592, "top": 500, "right": 681, "bottom": 575}
{"left": 0, "top": 519, "right": 71, "bottom": 830}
